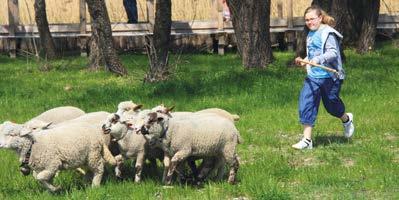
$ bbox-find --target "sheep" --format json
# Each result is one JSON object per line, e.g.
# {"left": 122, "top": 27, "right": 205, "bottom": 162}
{"left": 114, "top": 102, "right": 240, "bottom": 182}
{"left": 9, "top": 111, "right": 118, "bottom": 178}
{"left": 117, "top": 101, "right": 240, "bottom": 123}
{"left": 0, "top": 121, "right": 116, "bottom": 192}
{"left": 131, "top": 109, "right": 240, "bottom": 185}
{"left": 151, "top": 105, "right": 240, "bottom": 123}
{"left": 27, "top": 106, "right": 85, "bottom": 125}
{"left": 102, "top": 112, "right": 164, "bottom": 183}
{"left": 115, "top": 101, "right": 143, "bottom": 117}
{"left": 0, "top": 106, "right": 86, "bottom": 174}
{"left": 1, "top": 106, "right": 85, "bottom": 138}
{"left": 151, "top": 105, "right": 242, "bottom": 182}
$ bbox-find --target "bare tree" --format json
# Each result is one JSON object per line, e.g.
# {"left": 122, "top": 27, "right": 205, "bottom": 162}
{"left": 34, "top": 0, "right": 57, "bottom": 59}
{"left": 144, "top": 0, "right": 172, "bottom": 82}
{"left": 308, "top": 0, "right": 380, "bottom": 54}
{"left": 86, "top": 0, "right": 127, "bottom": 76}
{"left": 227, "top": 0, "right": 273, "bottom": 69}
{"left": 356, "top": 0, "right": 380, "bottom": 53}
{"left": 88, "top": 27, "right": 105, "bottom": 71}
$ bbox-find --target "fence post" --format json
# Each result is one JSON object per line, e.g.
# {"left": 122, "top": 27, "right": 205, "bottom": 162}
{"left": 79, "top": 0, "right": 87, "bottom": 57}
{"left": 8, "top": 0, "right": 19, "bottom": 58}
{"left": 216, "top": 0, "right": 225, "bottom": 55}
{"left": 277, "top": 1, "right": 283, "bottom": 19}
{"left": 146, "top": 0, "right": 155, "bottom": 33}
{"left": 286, "top": 0, "right": 295, "bottom": 51}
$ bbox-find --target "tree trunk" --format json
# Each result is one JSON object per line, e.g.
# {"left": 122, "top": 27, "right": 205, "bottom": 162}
{"left": 88, "top": 28, "right": 105, "bottom": 71}
{"left": 86, "top": 0, "right": 127, "bottom": 76}
{"left": 294, "top": 26, "right": 309, "bottom": 60}
{"left": 227, "top": 0, "right": 273, "bottom": 69}
{"left": 34, "top": 0, "right": 57, "bottom": 59}
{"left": 356, "top": 0, "right": 380, "bottom": 54}
{"left": 144, "top": 0, "right": 172, "bottom": 82}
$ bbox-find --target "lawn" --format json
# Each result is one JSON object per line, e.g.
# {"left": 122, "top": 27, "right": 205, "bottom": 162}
{"left": 0, "top": 40, "right": 398, "bottom": 199}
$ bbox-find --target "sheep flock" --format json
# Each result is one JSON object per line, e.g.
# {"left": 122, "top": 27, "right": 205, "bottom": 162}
{"left": 0, "top": 101, "right": 241, "bottom": 192}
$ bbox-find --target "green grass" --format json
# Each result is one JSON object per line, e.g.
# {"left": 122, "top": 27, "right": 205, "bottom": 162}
{"left": 0, "top": 40, "right": 398, "bottom": 199}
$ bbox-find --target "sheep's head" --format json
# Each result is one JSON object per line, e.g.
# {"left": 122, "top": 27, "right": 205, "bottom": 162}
{"left": 102, "top": 113, "right": 133, "bottom": 141}
{"left": 151, "top": 104, "right": 175, "bottom": 119}
{"left": 20, "top": 119, "right": 52, "bottom": 136}
{"left": 0, "top": 121, "right": 23, "bottom": 148}
{"left": 0, "top": 124, "right": 33, "bottom": 150}
{"left": 116, "top": 101, "right": 143, "bottom": 117}
{"left": 133, "top": 110, "right": 171, "bottom": 146}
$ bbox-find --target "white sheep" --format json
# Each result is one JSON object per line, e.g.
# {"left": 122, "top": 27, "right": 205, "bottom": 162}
{"left": 27, "top": 106, "right": 85, "bottom": 125}
{"left": 115, "top": 101, "right": 143, "bottom": 117}
{"left": 115, "top": 103, "right": 238, "bottom": 182}
{"left": 131, "top": 109, "right": 240, "bottom": 185}
{"left": 151, "top": 105, "right": 242, "bottom": 182}
{"left": 0, "top": 121, "right": 116, "bottom": 192}
{"left": 1, "top": 106, "right": 85, "bottom": 138}
{"left": 117, "top": 102, "right": 240, "bottom": 123}
{"left": 102, "top": 112, "right": 164, "bottom": 183}
{"left": 20, "top": 111, "right": 118, "bottom": 170}
{"left": 151, "top": 105, "right": 240, "bottom": 123}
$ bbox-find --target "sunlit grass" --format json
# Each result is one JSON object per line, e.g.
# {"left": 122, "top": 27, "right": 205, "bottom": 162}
{"left": 0, "top": 39, "right": 398, "bottom": 199}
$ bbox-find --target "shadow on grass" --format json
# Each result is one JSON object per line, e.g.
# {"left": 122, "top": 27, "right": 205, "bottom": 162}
{"left": 314, "top": 135, "right": 352, "bottom": 147}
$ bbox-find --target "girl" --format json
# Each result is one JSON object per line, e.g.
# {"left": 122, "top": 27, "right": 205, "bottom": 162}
{"left": 292, "top": 6, "right": 354, "bottom": 150}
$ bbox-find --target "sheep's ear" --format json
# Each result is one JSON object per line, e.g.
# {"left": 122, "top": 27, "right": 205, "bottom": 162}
{"left": 133, "top": 104, "right": 143, "bottom": 111}
{"left": 19, "top": 130, "right": 32, "bottom": 137}
{"left": 157, "top": 116, "right": 164, "bottom": 122}
{"left": 166, "top": 106, "right": 175, "bottom": 113}
{"left": 148, "top": 112, "right": 158, "bottom": 123}
{"left": 43, "top": 122, "right": 53, "bottom": 129}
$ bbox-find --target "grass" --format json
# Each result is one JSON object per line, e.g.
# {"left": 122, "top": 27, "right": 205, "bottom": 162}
{"left": 0, "top": 39, "right": 398, "bottom": 199}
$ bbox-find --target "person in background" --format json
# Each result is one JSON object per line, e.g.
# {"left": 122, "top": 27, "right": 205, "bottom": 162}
{"left": 222, "top": 0, "right": 230, "bottom": 21}
{"left": 123, "top": 0, "right": 138, "bottom": 23}
{"left": 292, "top": 5, "right": 354, "bottom": 150}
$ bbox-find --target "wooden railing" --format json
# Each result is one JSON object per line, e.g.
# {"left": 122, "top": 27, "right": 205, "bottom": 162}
{"left": 1, "top": 0, "right": 398, "bottom": 57}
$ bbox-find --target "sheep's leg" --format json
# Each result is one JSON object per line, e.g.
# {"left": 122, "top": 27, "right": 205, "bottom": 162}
{"left": 162, "top": 155, "right": 171, "bottom": 183}
{"left": 223, "top": 149, "right": 239, "bottom": 184}
{"left": 197, "top": 158, "right": 215, "bottom": 181}
{"left": 148, "top": 158, "right": 158, "bottom": 169}
{"left": 102, "top": 144, "right": 117, "bottom": 166}
{"left": 88, "top": 145, "right": 105, "bottom": 187}
{"left": 187, "top": 158, "right": 199, "bottom": 179}
{"left": 214, "top": 159, "right": 226, "bottom": 181}
{"left": 90, "top": 160, "right": 104, "bottom": 187}
{"left": 36, "top": 169, "right": 60, "bottom": 192}
{"left": 134, "top": 152, "right": 145, "bottom": 183}
{"left": 165, "top": 150, "right": 191, "bottom": 185}
{"left": 114, "top": 155, "right": 124, "bottom": 178}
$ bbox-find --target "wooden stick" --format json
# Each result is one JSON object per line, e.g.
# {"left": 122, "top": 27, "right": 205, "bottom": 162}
{"left": 298, "top": 59, "right": 338, "bottom": 74}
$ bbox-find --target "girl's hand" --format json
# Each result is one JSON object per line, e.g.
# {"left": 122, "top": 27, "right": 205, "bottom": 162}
{"left": 295, "top": 57, "right": 306, "bottom": 66}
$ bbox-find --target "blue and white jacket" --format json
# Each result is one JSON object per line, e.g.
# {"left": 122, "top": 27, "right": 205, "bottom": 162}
{"left": 305, "top": 24, "right": 345, "bottom": 80}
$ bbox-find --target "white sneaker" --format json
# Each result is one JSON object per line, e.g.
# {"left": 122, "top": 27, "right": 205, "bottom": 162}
{"left": 292, "top": 138, "right": 313, "bottom": 150}
{"left": 343, "top": 113, "right": 354, "bottom": 138}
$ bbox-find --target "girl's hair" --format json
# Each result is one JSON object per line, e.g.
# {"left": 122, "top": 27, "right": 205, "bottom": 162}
{"left": 304, "top": 5, "right": 336, "bottom": 27}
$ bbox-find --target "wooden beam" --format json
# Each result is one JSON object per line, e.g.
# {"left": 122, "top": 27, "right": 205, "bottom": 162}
{"left": 8, "top": 0, "right": 19, "bottom": 58}
{"left": 277, "top": 1, "right": 283, "bottom": 19}
{"left": 217, "top": 0, "right": 225, "bottom": 55}
{"left": 146, "top": 0, "right": 155, "bottom": 33}
{"left": 79, "top": 0, "right": 87, "bottom": 57}
{"left": 286, "top": 0, "right": 295, "bottom": 51}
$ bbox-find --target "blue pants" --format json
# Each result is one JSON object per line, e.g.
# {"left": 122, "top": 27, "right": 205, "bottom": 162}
{"left": 123, "top": 0, "right": 138, "bottom": 23}
{"left": 299, "top": 77, "right": 345, "bottom": 126}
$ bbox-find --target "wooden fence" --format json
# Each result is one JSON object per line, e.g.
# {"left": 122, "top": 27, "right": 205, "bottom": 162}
{"left": 1, "top": 0, "right": 398, "bottom": 58}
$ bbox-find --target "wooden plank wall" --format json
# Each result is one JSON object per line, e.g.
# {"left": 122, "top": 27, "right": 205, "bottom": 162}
{"left": 1, "top": 0, "right": 398, "bottom": 57}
